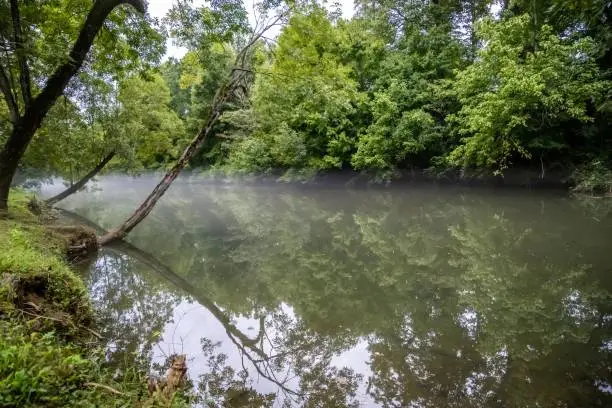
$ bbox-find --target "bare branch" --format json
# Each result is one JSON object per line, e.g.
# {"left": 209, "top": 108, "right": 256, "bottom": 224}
{"left": 237, "top": 11, "right": 286, "bottom": 66}
{"left": 225, "top": 329, "right": 300, "bottom": 398}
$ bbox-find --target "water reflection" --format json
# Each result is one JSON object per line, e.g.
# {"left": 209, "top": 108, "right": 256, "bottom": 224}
{"left": 54, "top": 177, "right": 612, "bottom": 407}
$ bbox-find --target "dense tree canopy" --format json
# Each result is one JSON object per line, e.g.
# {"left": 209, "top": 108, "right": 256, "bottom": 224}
{"left": 160, "top": 0, "right": 610, "bottom": 186}
{"left": 1, "top": 0, "right": 611, "bottom": 197}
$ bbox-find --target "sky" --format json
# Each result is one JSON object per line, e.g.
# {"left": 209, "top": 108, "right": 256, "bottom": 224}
{"left": 146, "top": 0, "right": 356, "bottom": 59}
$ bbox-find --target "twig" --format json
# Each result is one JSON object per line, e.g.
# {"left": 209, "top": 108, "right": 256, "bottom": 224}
{"left": 84, "top": 382, "right": 125, "bottom": 396}
{"left": 18, "top": 308, "right": 102, "bottom": 339}
{"left": 83, "top": 326, "right": 103, "bottom": 339}
{"left": 18, "top": 308, "right": 64, "bottom": 323}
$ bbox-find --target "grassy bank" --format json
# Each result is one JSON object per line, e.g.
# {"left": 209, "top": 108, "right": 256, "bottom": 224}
{"left": 0, "top": 191, "right": 170, "bottom": 407}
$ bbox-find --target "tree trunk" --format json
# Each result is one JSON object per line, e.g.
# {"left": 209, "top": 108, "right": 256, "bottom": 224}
{"left": 470, "top": 0, "right": 477, "bottom": 60}
{"left": 97, "top": 12, "right": 282, "bottom": 245}
{"left": 0, "top": 0, "right": 144, "bottom": 212}
{"left": 0, "top": 150, "right": 20, "bottom": 212}
{"left": 98, "top": 108, "right": 225, "bottom": 246}
{"left": 46, "top": 151, "right": 115, "bottom": 206}
{"left": 10, "top": 0, "right": 32, "bottom": 108}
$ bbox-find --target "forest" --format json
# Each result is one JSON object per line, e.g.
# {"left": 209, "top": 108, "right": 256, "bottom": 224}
{"left": 1, "top": 0, "right": 611, "bottom": 203}
{"left": 0, "top": 1, "right": 611, "bottom": 406}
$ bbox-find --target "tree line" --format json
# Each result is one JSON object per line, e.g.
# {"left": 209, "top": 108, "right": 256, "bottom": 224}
{"left": 163, "top": 0, "right": 611, "bottom": 187}
{"left": 0, "top": 0, "right": 611, "bottom": 237}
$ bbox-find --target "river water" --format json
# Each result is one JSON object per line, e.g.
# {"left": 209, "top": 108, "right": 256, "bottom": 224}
{"left": 43, "top": 175, "right": 612, "bottom": 407}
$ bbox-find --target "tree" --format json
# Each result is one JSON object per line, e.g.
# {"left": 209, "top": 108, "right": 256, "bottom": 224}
{"left": 113, "top": 73, "right": 187, "bottom": 171}
{"left": 225, "top": 7, "right": 366, "bottom": 176}
{"left": 19, "top": 70, "right": 182, "bottom": 206}
{"left": 97, "top": 0, "right": 286, "bottom": 245}
{"left": 0, "top": 0, "right": 153, "bottom": 211}
{"left": 447, "top": 15, "right": 609, "bottom": 171}
{"left": 350, "top": 1, "right": 465, "bottom": 178}
{"left": 20, "top": 75, "right": 122, "bottom": 201}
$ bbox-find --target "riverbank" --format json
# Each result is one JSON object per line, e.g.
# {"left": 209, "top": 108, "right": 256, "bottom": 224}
{"left": 0, "top": 191, "right": 186, "bottom": 407}
{"left": 196, "top": 163, "right": 611, "bottom": 194}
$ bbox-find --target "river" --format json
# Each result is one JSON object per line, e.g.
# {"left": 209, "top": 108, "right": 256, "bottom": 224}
{"left": 42, "top": 175, "right": 612, "bottom": 407}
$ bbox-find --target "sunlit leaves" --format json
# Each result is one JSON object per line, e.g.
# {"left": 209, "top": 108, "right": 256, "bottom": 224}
{"left": 164, "top": 0, "right": 248, "bottom": 50}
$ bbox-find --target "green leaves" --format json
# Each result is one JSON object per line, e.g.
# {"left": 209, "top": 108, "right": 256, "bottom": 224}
{"left": 114, "top": 73, "right": 187, "bottom": 170}
{"left": 223, "top": 7, "right": 366, "bottom": 175}
{"left": 6, "top": 0, "right": 609, "bottom": 184}
{"left": 447, "top": 15, "right": 610, "bottom": 169}
{"left": 164, "top": 0, "right": 249, "bottom": 51}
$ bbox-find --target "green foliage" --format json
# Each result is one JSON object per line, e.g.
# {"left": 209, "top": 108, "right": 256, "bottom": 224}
{"left": 0, "top": 323, "right": 96, "bottom": 407}
{"left": 352, "top": 96, "right": 438, "bottom": 175}
{"left": 0, "top": 191, "right": 191, "bottom": 407}
{"left": 269, "top": 123, "right": 309, "bottom": 167}
{"left": 226, "top": 137, "right": 273, "bottom": 174}
{"left": 0, "top": 191, "right": 92, "bottom": 334}
{"left": 0, "top": 320, "right": 182, "bottom": 407}
{"left": 571, "top": 159, "right": 612, "bottom": 195}
{"left": 0, "top": 0, "right": 166, "bottom": 193}
{"left": 223, "top": 7, "right": 366, "bottom": 175}
{"left": 114, "top": 73, "right": 187, "bottom": 170}
{"left": 5, "top": 0, "right": 611, "bottom": 184}
{"left": 23, "top": 93, "right": 117, "bottom": 182}
{"left": 0, "top": 0, "right": 164, "bottom": 106}
{"left": 447, "top": 15, "right": 610, "bottom": 170}
{"left": 200, "top": 1, "right": 610, "bottom": 181}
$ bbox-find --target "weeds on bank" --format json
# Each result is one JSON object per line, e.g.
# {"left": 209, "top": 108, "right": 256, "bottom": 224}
{"left": 0, "top": 190, "right": 189, "bottom": 407}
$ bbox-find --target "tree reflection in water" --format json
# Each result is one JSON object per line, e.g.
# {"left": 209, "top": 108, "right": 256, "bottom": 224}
{"left": 60, "top": 180, "right": 611, "bottom": 407}
{"left": 80, "top": 246, "right": 364, "bottom": 407}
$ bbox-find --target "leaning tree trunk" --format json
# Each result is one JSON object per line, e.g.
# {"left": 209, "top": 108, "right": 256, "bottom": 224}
{"left": 0, "top": 0, "right": 144, "bottom": 212}
{"left": 46, "top": 150, "right": 115, "bottom": 206}
{"left": 98, "top": 11, "right": 284, "bottom": 245}
{"left": 98, "top": 101, "right": 229, "bottom": 245}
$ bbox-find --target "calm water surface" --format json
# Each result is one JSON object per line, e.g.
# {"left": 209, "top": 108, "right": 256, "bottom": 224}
{"left": 44, "top": 176, "right": 612, "bottom": 407}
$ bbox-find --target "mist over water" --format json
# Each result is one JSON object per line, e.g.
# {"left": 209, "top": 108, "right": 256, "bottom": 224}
{"left": 41, "top": 175, "right": 612, "bottom": 407}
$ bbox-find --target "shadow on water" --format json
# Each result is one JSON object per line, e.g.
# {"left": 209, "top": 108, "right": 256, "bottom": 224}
{"left": 52, "top": 177, "right": 612, "bottom": 407}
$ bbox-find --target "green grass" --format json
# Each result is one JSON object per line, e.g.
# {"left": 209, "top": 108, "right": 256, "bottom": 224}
{"left": 0, "top": 190, "right": 175, "bottom": 407}
{"left": 0, "top": 190, "right": 92, "bottom": 336}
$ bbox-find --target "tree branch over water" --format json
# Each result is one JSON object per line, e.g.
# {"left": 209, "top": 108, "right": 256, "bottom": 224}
{"left": 98, "top": 5, "right": 287, "bottom": 245}
{"left": 46, "top": 151, "right": 116, "bottom": 206}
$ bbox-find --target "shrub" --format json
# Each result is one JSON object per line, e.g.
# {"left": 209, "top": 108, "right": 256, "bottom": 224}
{"left": 571, "top": 160, "right": 612, "bottom": 196}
